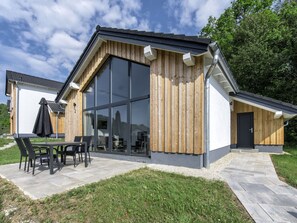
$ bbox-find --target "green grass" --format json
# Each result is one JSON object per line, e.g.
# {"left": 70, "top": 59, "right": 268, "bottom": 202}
{"left": 271, "top": 146, "right": 297, "bottom": 188}
{"left": 0, "top": 168, "right": 252, "bottom": 223}
{"left": 0, "top": 138, "right": 14, "bottom": 147}
{"left": 0, "top": 138, "right": 64, "bottom": 165}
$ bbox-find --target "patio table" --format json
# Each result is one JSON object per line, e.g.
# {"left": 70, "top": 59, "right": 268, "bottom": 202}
{"left": 33, "top": 141, "right": 88, "bottom": 174}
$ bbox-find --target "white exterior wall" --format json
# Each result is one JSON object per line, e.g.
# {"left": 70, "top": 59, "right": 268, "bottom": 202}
{"left": 209, "top": 76, "right": 231, "bottom": 151}
{"left": 18, "top": 84, "right": 57, "bottom": 134}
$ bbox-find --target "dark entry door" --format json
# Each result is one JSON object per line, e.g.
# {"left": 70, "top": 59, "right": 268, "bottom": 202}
{"left": 237, "top": 112, "right": 254, "bottom": 148}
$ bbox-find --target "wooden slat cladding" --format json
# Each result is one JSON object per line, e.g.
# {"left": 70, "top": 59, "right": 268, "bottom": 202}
{"left": 64, "top": 40, "right": 204, "bottom": 154}
{"left": 231, "top": 101, "right": 284, "bottom": 145}
{"left": 150, "top": 50, "right": 204, "bottom": 155}
{"left": 50, "top": 113, "right": 65, "bottom": 134}
{"left": 65, "top": 41, "right": 149, "bottom": 141}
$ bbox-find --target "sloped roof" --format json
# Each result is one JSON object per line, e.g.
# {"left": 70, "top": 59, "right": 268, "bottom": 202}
{"left": 231, "top": 91, "right": 297, "bottom": 117}
{"left": 5, "top": 70, "right": 63, "bottom": 95}
{"left": 56, "top": 25, "right": 221, "bottom": 102}
{"left": 47, "top": 100, "right": 65, "bottom": 113}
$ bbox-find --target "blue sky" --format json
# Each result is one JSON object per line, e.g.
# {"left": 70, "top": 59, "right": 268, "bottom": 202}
{"left": 0, "top": 0, "right": 232, "bottom": 104}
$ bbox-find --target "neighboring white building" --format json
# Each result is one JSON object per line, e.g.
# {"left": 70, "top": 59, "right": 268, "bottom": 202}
{"left": 5, "top": 70, "right": 65, "bottom": 137}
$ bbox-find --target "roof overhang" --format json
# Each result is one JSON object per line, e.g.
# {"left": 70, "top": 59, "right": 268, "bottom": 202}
{"left": 231, "top": 93, "right": 297, "bottom": 120}
{"left": 57, "top": 35, "right": 105, "bottom": 102}
{"left": 204, "top": 42, "right": 239, "bottom": 93}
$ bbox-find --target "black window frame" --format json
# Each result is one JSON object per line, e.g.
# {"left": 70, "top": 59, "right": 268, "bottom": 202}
{"left": 82, "top": 55, "right": 150, "bottom": 156}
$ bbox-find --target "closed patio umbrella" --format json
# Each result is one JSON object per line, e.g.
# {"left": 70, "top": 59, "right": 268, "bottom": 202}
{"left": 33, "top": 98, "right": 53, "bottom": 137}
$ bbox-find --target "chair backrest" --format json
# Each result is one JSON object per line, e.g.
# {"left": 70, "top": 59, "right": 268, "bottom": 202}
{"left": 22, "top": 138, "right": 36, "bottom": 158}
{"left": 74, "top": 136, "right": 82, "bottom": 142}
{"left": 82, "top": 136, "right": 92, "bottom": 151}
{"left": 14, "top": 138, "right": 27, "bottom": 156}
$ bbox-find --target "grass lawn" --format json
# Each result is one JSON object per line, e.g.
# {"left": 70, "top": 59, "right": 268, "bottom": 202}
{"left": 271, "top": 146, "right": 297, "bottom": 188}
{"left": 0, "top": 137, "right": 64, "bottom": 165}
{"left": 0, "top": 138, "right": 14, "bottom": 147}
{"left": 0, "top": 168, "right": 252, "bottom": 223}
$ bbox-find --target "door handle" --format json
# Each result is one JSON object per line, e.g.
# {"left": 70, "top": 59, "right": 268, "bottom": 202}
{"left": 249, "top": 128, "right": 253, "bottom": 133}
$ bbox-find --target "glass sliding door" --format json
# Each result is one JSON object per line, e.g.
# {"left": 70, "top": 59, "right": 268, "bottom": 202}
{"left": 112, "top": 105, "right": 128, "bottom": 153}
{"left": 83, "top": 110, "right": 94, "bottom": 144}
{"left": 96, "top": 109, "right": 109, "bottom": 151}
{"left": 131, "top": 99, "right": 150, "bottom": 155}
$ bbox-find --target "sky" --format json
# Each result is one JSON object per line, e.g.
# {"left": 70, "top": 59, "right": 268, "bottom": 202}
{"left": 0, "top": 0, "right": 232, "bottom": 104}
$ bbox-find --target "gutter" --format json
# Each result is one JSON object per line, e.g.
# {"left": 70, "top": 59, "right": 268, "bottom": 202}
{"left": 203, "top": 46, "right": 219, "bottom": 168}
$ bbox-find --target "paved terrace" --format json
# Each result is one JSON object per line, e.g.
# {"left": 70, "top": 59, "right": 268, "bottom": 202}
{"left": 0, "top": 152, "right": 297, "bottom": 222}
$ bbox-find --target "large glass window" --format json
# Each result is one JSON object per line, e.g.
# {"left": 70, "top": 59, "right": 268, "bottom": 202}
{"left": 131, "top": 99, "right": 150, "bottom": 155}
{"left": 83, "top": 81, "right": 95, "bottom": 109}
{"left": 111, "top": 58, "right": 129, "bottom": 103}
{"left": 96, "top": 62, "right": 110, "bottom": 106}
{"left": 112, "top": 105, "right": 128, "bottom": 153}
{"left": 96, "top": 109, "right": 109, "bottom": 151}
{"left": 83, "top": 110, "right": 94, "bottom": 137}
{"left": 83, "top": 56, "right": 150, "bottom": 156}
{"left": 131, "top": 63, "right": 150, "bottom": 98}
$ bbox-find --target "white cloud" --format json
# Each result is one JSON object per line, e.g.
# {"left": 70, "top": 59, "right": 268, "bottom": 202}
{"left": 166, "top": 0, "right": 232, "bottom": 29}
{"left": 0, "top": 0, "right": 149, "bottom": 103}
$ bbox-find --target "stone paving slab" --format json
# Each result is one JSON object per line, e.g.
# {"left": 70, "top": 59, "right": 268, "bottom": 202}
{"left": 221, "top": 153, "right": 297, "bottom": 223}
{"left": 0, "top": 157, "right": 146, "bottom": 199}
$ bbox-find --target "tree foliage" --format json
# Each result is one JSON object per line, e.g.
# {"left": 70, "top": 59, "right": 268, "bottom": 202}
{"left": 200, "top": 0, "right": 297, "bottom": 144}
{"left": 0, "top": 104, "right": 9, "bottom": 135}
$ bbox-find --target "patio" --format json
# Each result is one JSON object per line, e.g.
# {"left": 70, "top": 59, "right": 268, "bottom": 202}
{"left": 0, "top": 155, "right": 147, "bottom": 199}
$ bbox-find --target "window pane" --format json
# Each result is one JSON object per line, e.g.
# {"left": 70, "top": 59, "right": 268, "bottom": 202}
{"left": 131, "top": 63, "right": 150, "bottom": 98}
{"left": 83, "top": 81, "right": 95, "bottom": 109}
{"left": 96, "top": 109, "right": 109, "bottom": 151}
{"left": 131, "top": 99, "right": 150, "bottom": 155}
{"left": 83, "top": 110, "right": 94, "bottom": 137}
{"left": 96, "top": 62, "right": 110, "bottom": 106}
{"left": 111, "top": 58, "right": 129, "bottom": 103}
{"left": 112, "top": 105, "right": 128, "bottom": 153}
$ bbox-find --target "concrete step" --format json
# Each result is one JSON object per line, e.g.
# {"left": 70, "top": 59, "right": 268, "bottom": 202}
{"left": 231, "top": 149, "right": 259, "bottom": 153}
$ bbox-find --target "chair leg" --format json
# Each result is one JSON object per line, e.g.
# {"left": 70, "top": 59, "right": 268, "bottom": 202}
{"left": 27, "top": 159, "right": 30, "bottom": 172}
{"left": 73, "top": 154, "right": 76, "bottom": 167}
{"left": 32, "top": 159, "right": 36, "bottom": 175}
{"left": 88, "top": 152, "right": 91, "bottom": 163}
{"left": 24, "top": 156, "right": 27, "bottom": 171}
{"left": 19, "top": 156, "right": 22, "bottom": 169}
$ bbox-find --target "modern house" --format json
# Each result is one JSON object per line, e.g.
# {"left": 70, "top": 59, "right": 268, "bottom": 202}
{"left": 55, "top": 26, "right": 297, "bottom": 168}
{"left": 5, "top": 70, "right": 65, "bottom": 138}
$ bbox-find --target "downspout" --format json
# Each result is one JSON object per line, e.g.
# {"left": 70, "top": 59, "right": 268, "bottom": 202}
{"left": 203, "top": 46, "right": 219, "bottom": 168}
{"left": 56, "top": 111, "right": 60, "bottom": 139}
{"left": 15, "top": 82, "right": 20, "bottom": 138}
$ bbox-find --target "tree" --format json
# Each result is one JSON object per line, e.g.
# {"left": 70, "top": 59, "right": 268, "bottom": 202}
{"left": 0, "top": 104, "right": 10, "bottom": 135}
{"left": 200, "top": 0, "right": 297, "bottom": 144}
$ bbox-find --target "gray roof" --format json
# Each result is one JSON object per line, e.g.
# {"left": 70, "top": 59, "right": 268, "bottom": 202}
{"left": 6, "top": 70, "right": 63, "bottom": 95}
{"left": 47, "top": 101, "right": 65, "bottom": 113}
{"left": 231, "top": 91, "right": 297, "bottom": 115}
{"left": 56, "top": 25, "right": 214, "bottom": 102}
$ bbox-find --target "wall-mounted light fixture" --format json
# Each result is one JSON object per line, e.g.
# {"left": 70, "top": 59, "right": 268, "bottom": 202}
{"left": 73, "top": 102, "right": 77, "bottom": 113}
{"left": 144, "top": 45, "right": 157, "bottom": 61}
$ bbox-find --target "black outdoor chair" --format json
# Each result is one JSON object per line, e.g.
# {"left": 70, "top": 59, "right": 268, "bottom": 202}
{"left": 78, "top": 136, "right": 92, "bottom": 163}
{"left": 22, "top": 138, "right": 59, "bottom": 175}
{"left": 14, "top": 138, "right": 28, "bottom": 171}
{"left": 63, "top": 136, "right": 82, "bottom": 167}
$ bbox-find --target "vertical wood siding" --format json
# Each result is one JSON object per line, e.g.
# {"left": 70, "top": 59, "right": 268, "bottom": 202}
{"left": 49, "top": 113, "right": 65, "bottom": 134}
{"left": 150, "top": 51, "right": 204, "bottom": 155}
{"left": 231, "top": 100, "right": 284, "bottom": 145}
{"left": 64, "top": 40, "right": 205, "bottom": 154}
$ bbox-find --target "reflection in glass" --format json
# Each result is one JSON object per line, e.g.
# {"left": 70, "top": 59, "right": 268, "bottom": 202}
{"left": 96, "top": 109, "right": 109, "bottom": 151}
{"left": 131, "top": 99, "right": 150, "bottom": 155}
{"left": 83, "top": 110, "right": 94, "bottom": 137}
{"left": 96, "top": 62, "right": 110, "bottom": 106}
{"left": 131, "top": 63, "right": 150, "bottom": 98}
{"left": 83, "top": 81, "right": 95, "bottom": 109}
{"left": 112, "top": 105, "right": 128, "bottom": 152}
{"left": 111, "top": 58, "right": 129, "bottom": 102}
